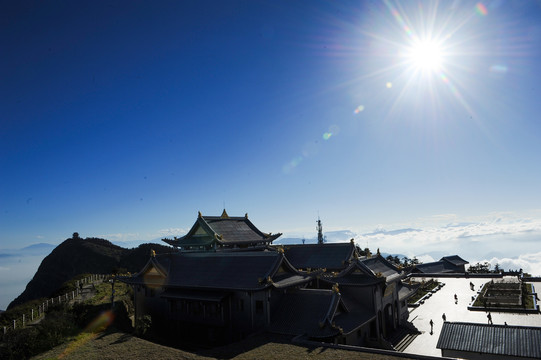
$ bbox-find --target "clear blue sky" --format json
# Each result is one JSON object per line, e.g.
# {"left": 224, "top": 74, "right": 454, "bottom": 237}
{"left": 2, "top": 0, "right": 541, "bottom": 259}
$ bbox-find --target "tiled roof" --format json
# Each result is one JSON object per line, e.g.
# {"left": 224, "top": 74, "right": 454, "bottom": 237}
{"left": 165, "top": 251, "right": 279, "bottom": 290}
{"left": 164, "top": 212, "right": 281, "bottom": 247}
{"left": 361, "top": 255, "right": 402, "bottom": 282}
{"left": 268, "top": 288, "right": 343, "bottom": 338}
{"left": 320, "top": 260, "right": 382, "bottom": 287}
{"left": 413, "top": 255, "right": 468, "bottom": 274}
{"left": 203, "top": 215, "right": 281, "bottom": 244}
{"left": 334, "top": 309, "right": 376, "bottom": 335}
{"left": 437, "top": 322, "right": 541, "bottom": 358}
{"left": 441, "top": 255, "right": 468, "bottom": 266}
{"left": 413, "top": 261, "right": 456, "bottom": 274}
{"left": 122, "top": 250, "right": 311, "bottom": 291}
{"left": 282, "top": 243, "right": 356, "bottom": 271}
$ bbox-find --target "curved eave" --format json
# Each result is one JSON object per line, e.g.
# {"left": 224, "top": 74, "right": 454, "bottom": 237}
{"left": 162, "top": 238, "right": 177, "bottom": 247}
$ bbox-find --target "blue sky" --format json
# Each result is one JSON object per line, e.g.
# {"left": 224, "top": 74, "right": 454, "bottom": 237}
{"left": 2, "top": 1, "right": 541, "bottom": 269}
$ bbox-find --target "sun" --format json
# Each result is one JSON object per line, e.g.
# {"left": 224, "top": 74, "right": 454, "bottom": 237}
{"left": 407, "top": 39, "right": 444, "bottom": 72}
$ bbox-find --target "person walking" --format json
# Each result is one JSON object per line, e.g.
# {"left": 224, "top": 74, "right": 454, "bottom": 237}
{"left": 429, "top": 319, "right": 434, "bottom": 334}
{"left": 442, "top": 313, "right": 446, "bottom": 321}
{"left": 487, "top": 312, "right": 493, "bottom": 324}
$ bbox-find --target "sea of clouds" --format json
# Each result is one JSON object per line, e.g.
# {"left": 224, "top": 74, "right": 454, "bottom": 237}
{"left": 281, "top": 212, "right": 541, "bottom": 276}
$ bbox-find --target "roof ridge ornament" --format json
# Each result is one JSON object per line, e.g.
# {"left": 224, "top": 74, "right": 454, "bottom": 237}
{"left": 221, "top": 209, "right": 229, "bottom": 218}
{"left": 245, "top": 212, "right": 248, "bottom": 219}
{"left": 198, "top": 211, "right": 202, "bottom": 218}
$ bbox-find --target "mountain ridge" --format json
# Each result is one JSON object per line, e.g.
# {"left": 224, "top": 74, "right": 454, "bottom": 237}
{"left": 7, "top": 236, "right": 172, "bottom": 310}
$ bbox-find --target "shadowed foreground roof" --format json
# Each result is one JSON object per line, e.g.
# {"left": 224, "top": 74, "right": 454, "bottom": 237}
{"left": 281, "top": 242, "right": 356, "bottom": 270}
{"left": 437, "top": 322, "right": 541, "bottom": 358}
{"left": 269, "top": 289, "right": 342, "bottom": 338}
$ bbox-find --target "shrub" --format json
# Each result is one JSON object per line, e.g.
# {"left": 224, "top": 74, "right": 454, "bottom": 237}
{"left": 135, "top": 315, "right": 152, "bottom": 338}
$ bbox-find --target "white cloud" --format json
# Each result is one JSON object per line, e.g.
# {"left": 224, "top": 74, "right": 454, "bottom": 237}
{"left": 353, "top": 213, "right": 541, "bottom": 258}
{"left": 157, "top": 228, "right": 186, "bottom": 237}
{"left": 480, "top": 252, "right": 541, "bottom": 277}
{"left": 417, "top": 254, "right": 436, "bottom": 264}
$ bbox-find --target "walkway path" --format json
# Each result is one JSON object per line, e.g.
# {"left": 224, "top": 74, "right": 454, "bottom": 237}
{"left": 403, "top": 277, "right": 541, "bottom": 357}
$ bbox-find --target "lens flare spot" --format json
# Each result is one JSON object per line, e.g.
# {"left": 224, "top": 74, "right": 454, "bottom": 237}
{"left": 59, "top": 311, "right": 115, "bottom": 359}
{"left": 490, "top": 65, "right": 508, "bottom": 74}
{"left": 322, "top": 132, "right": 332, "bottom": 140}
{"left": 86, "top": 310, "right": 115, "bottom": 333}
{"left": 328, "top": 125, "right": 340, "bottom": 136}
{"left": 283, "top": 156, "right": 303, "bottom": 174}
{"left": 386, "top": 82, "right": 393, "bottom": 88}
{"left": 475, "top": 3, "right": 488, "bottom": 16}
{"left": 354, "top": 105, "right": 365, "bottom": 114}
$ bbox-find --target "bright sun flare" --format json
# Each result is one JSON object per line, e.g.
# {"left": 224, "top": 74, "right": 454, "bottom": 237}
{"left": 407, "top": 39, "right": 444, "bottom": 72}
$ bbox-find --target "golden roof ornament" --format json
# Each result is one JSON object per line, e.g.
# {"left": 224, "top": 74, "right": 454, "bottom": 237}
{"left": 151, "top": 249, "right": 156, "bottom": 257}
{"left": 245, "top": 213, "right": 248, "bottom": 219}
{"left": 332, "top": 283, "right": 340, "bottom": 293}
{"left": 221, "top": 209, "right": 229, "bottom": 218}
{"left": 198, "top": 211, "right": 202, "bottom": 218}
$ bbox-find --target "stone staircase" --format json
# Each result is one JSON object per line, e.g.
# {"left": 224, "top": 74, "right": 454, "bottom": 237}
{"left": 388, "top": 324, "right": 421, "bottom": 352}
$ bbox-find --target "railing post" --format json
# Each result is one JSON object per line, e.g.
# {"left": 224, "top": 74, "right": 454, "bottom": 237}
{"left": 31, "top": 308, "right": 34, "bottom": 321}
{"left": 3, "top": 326, "right": 6, "bottom": 334}
{"left": 22, "top": 314, "right": 25, "bottom": 327}
{"left": 13, "top": 320, "right": 16, "bottom": 329}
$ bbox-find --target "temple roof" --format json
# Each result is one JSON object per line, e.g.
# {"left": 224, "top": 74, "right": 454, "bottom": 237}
{"left": 163, "top": 211, "right": 281, "bottom": 248}
{"left": 412, "top": 255, "right": 468, "bottom": 274}
{"left": 281, "top": 242, "right": 357, "bottom": 271}
{"left": 268, "top": 288, "right": 345, "bottom": 338}
{"left": 361, "top": 254, "right": 403, "bottom": 283}
{"left": 412, "top": 261, "right": 456, "bottom": 274}
{"left": 437, "top": 322, "right": 541, "bottom": 358}
{"left": 122, "top": 250, "right": 311, "bottom": 291}
{"left": 441, "top": 255, "right": 469, "bottom": 266}
{"left": 320, "top": 260, "right": 384, "bottom": 287}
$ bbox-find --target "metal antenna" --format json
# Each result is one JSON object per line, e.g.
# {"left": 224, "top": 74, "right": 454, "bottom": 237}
{"left": 317, "top": 216, "right": 324, "bottom": 245}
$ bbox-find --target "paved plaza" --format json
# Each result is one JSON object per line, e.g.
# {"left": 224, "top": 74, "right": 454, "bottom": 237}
{"left": 403, "top": 276, "right": 541, "bottom": 357}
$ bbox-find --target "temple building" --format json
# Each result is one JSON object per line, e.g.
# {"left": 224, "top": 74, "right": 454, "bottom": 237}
{"left": 122, "top": 211, "right": 419, "bottom": 348}
{"left": 162, "top": 210, "right": 281, "bottom": 251}
{"left": 410, "top": 255, "right": 469, "bottom": 274}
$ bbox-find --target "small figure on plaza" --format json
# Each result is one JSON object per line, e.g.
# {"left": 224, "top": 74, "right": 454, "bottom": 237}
{"left": 454, "top": 293, "right": 458, "bottom": 304}
{"left": 487, "top": 312, "right": 493, "bottom": 324}
{"left": 442, "top": 313, "right": 447, "bottom": 322}
{"left": 429, "top": 319, "right": 434, "bottom": 334}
